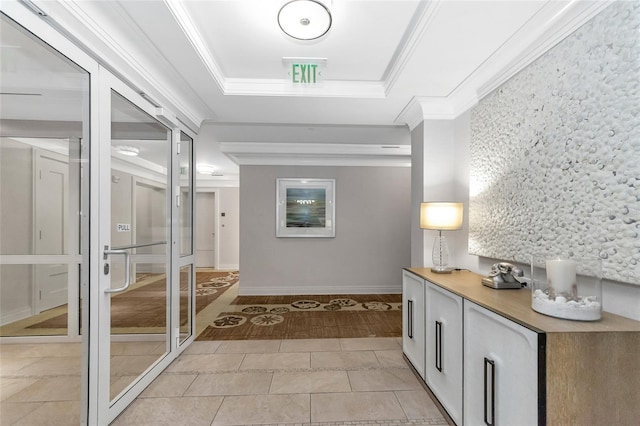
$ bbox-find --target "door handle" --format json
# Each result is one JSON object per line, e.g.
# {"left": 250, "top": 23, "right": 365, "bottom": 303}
{"left": 435, "top": 321, "right": 443, "bottom": 372}
{"left": 484, "top": 357, "right": 496, "bottom": 426}
{"left": 407, "top": 299, "right": 414, "bottom": 339}
{"left": 103, "top": 247, "right": 131, "bottom": 294}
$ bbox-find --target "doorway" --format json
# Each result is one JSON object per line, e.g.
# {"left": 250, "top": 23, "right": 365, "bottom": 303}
{"left": 196, "top": 192, "right": 216, "bottom": 268}
{"left": 0, "top": 5, "right": 196, "bottom": 425}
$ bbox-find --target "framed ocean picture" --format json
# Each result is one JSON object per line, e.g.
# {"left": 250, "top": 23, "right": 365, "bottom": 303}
{"left": 276, "top": 178, "right": 335, "bottom": 237}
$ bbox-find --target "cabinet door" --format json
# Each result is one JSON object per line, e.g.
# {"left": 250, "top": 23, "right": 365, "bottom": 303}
{"left": 425, "top": 282, "right": 463, "bottom": 425}
{"left": 463, "top": 301, "right": 539, "bottom": 426}
{"left": 402, "top": 271, "right": 425, "bottom": 378}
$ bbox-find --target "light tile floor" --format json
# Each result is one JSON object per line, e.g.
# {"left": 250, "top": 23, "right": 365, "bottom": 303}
{"left": 113, "top": 337, "right": 448, "bottom": 426}
{"left": 0, "top": 341, "right": 164, "bottom": 425}
{"left": 1, "top": 338, "right": 448, "bottom": 425}
{"left": 1, "top": 342, "right": 84, "bottom": 425}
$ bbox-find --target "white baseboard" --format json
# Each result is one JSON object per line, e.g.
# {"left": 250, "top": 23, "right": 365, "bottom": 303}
{"left": 217, "top": 264, "right": 239, "bottom": 270}
{"left": 238, "top": 284, "right": 402, "bottom": 296}
{"left": 0, "top": 306, "right": 32, "bottom": 327}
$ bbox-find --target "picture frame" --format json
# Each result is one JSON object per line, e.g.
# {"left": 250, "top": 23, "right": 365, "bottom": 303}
{"left": 276, "top": 178, "right": 335, "bottom": 238}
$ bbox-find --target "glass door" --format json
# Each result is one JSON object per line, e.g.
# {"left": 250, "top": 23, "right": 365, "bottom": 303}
{"left": 97, "top": 72, "right": 178, "bottom": 423}
{"left": 178, "top": 131, "right": 195, "bottom": 345}
{"left": 0, "top": 7, "right": 94, "bottom": 425}
{"left": 2, "top": 3, "right": 195, "bottom": 423}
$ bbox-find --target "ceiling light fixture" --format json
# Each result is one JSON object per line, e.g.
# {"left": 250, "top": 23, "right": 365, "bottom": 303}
{"left": 115, "top": 145, "right": 139, "bottom": 157}
{"left": 278, "top": 0, "right": 332, "bottom": 41}
{"left": 196, "top": 164, "right": 216, "bottom": 175}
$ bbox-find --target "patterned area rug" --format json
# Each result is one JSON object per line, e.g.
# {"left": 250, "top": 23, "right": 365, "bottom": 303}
{"left": 27, "top": 270, "right": 238, "bottom": 329}
{"left": 196, "top": 293, "right": 402, "bottom": 340}
{"left": 194, "top": 271, "right": 239, "bottom": 314}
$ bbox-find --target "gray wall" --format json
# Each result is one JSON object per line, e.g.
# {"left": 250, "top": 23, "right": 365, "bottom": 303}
{"left": 239, "top": 165, "right": 411, "bottom": 295}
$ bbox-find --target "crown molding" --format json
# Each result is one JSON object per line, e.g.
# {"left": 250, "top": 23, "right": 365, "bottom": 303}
{"left": 383, "top": 0, "right": 442, "bottom": 96}
{"left": 163, "top": 0, "right": 226, "bottom": 93}
{"left": 42, "top": 0, "right": 208, "bottom": 127}
{"left": 475, "top": 0, "right": 613, "bottom": 101}
{"left": 396, "top": 0, "right": 613, "bottom": 130}
{"left": 394, "top": 96, "right": 458, "bottom": 130}
{"left": 196, "top": 174, "right": 240, "bottom": 188}
{"left": 220, "top": 142, "right": 411, "bottom": 167}
{"left": 224, "top": 79, "right": 386, "bottom": 98}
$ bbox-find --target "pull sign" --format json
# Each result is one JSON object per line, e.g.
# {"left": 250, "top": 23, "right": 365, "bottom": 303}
{"left": 291, "top": 64, "right": 319, "bottom": 84}
{"left": 116, "top": 223, "right": 131, "bottom": 232}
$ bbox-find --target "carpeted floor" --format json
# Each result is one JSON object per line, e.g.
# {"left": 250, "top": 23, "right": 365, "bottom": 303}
{"left": 21, "top": 270, "right": 401, "bottom": 340}
{"left": 196, "top": 293, "right": 402, "bottom": 340}
{"left": 27, "top": 270, "right": 238, "bottom": 330}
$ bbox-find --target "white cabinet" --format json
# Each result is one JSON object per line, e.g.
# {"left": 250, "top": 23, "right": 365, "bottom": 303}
{"left": 463, "top": 301, "right": 539, "bottom": 426}
{"left": 402, "top": 270, "right": 425, "bottom": 379}
{"left": 425, "top": 281, "right": 463, "bottom": 425}
{"left": 403, "top": 268, "right": 640, "bottom": 426}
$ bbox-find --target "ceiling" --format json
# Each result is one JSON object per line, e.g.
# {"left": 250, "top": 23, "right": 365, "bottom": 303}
{"left": 2, "top": 0, "right": 609, "bottom": 185}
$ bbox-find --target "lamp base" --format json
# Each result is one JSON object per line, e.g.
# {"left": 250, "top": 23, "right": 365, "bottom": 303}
{"left": 431, "top": 266, "right": 454, "bottom": 274}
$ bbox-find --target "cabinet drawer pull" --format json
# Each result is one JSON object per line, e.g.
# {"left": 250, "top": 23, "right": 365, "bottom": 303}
{"left": 484, "top": 357, "right": 495, "bottom": 426}
{"left": 407, "top": 299, "right": 414, "bottom": 339}
{"left": 435, "top": 320, "right": 443, "bottom": 372}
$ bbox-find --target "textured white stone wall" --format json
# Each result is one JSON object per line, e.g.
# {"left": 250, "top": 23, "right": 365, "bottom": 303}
{"left": 469, "top": 1, "right": 640, "bottom": 284}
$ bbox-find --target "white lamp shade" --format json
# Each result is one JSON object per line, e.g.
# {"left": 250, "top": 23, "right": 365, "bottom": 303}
{"left": 420, "top": 202, "right": 463, "bottom": 230}
{"left": 278, "top": 0, "right": 332, "bottom": 40}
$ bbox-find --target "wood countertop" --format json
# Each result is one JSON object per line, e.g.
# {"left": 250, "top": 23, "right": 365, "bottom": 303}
{"left": 405, "top": 267, "right": 640, "bottom": 334}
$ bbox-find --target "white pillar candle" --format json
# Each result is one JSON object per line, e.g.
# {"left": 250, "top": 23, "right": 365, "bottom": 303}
{"left": 546, "top": 259, "right": 577, "bottom": 294}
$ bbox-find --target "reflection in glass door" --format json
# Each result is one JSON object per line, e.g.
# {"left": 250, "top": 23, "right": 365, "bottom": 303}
{"left": 105, "top": 89, "right": 171, "bottom": 408}
{"left": 0, "top": 9, "right": 92, "bottom": 425}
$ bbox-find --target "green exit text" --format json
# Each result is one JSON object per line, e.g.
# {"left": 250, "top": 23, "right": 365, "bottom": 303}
{"left": 291, "top": 63, "right": 319, "bottom": 84}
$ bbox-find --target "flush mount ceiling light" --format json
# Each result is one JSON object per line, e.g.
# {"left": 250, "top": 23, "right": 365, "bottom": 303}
{"left": 278, "top": 0, "right": 332, "bottom": 40}
{"left": 115, "top": 145, "right": 139, "bottom": 157}
{"left": 196, "top": 164, "right": 216, "bottom": 175}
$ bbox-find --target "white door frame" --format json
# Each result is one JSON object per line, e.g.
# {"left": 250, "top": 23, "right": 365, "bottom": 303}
{"left": 195, "top": 188, "right": 220, "bottom": 269}
{"left": 175, "top": 130, "right": 197, "bottom": 349}
{"left": 97, "top": 69, "right": 183, "bottom": 424}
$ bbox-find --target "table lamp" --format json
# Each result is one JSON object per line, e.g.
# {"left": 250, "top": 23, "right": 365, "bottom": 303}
{"left": 420, "top": 202, "right": 464, "bottom": 273}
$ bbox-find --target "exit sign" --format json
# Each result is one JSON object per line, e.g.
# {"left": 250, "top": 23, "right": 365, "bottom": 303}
{"left": 283, "top": 57, "right": 326, "bottom": 85}
{"left": 291, "top": 63, "right": 319, "bottom": 84}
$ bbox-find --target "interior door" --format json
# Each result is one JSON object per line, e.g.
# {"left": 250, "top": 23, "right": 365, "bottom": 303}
{"left": 34, "top": 150, "right": 69, "bottom": 312}
{"left": 195, "top": 192, "right": 215, "bottom": 267}
{"left": 97, "top": 73, "right": 176, "bottom": 423}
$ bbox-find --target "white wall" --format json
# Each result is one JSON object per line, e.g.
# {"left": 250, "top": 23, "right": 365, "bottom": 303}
{"left": 440, "top": 1, "right": 640, "bottom": 321}
{"left": 446, "top": 112, "right": 640, "bottom": 321}
{"left": 218, "top": 187, "right": 239, "bottom": 269}
{"left": 468, "top": 0, "right": 639, "bottom": 285}
{"left": 239, "top": 165, "right": 411, "bottom": 295}
{"left": 411, "top": 119, "right": 467, "bottom": 269}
